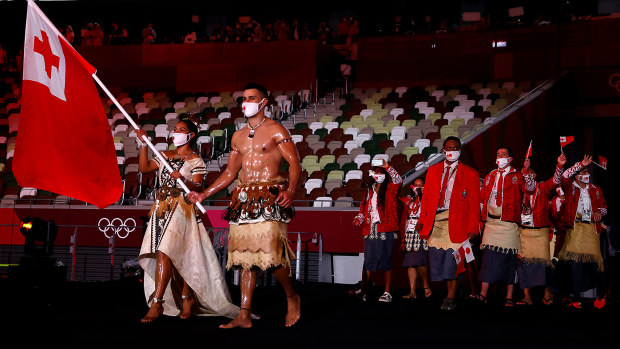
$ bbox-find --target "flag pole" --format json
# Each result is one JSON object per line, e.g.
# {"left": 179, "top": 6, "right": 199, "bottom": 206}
{"left": 92, "top": 74, "right": 207, "bottom": 214}
{"left": 593, "top": 161, "right": 605, "bottom": 169}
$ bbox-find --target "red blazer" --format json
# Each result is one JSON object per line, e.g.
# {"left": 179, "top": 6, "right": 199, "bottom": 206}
{"left": 526, "top": 165, "right": 562, "bottom": 228}
{"left": 559, "top": 162, "right": 607, "bottom": 233}
{"left": 481, "top": 166, "right": 535, "bottom": 223}
{"left": 355, "top": 165, "right": 403, "bottom": 236}
{"left": 418, "top": 161, "right": 481, "bottom": 243}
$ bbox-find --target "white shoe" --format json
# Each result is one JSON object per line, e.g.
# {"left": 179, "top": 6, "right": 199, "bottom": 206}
{"left": 378, "top": 292, "right": 392, "bottom": 303}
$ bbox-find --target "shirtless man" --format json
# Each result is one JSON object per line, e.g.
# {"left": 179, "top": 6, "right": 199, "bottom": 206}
{"left": 188, "top": 83, "right": 301, "bottom": 328}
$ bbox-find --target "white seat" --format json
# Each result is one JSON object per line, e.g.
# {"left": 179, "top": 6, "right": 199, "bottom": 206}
{"left": 232, "top": 91, "right": 244, "bottom": 100}
{"left": 460, "top": 100, "right": 476, "bottom": 111}
{"left": 173, "top": 101, "right": 186, "bottom": 109}
{"left": 355, "top": 133, "right": 372, "bottom": 147}
{"left": 155, "top": 143, "right": 169, "bottom": 151}
{"left": 414, "top": 101, "right": 428, "bottom": 110}
{"left": 344, "top": 127, "right": 359, "bottom": 139}
{"left": 309, "top": 121, "right": 324, "bottom": 133}
{"left": 196, "top": 96, "right": 210, "bottom": 105}
{"left": 324, "top": 121, "right": 339, "bottom": 133}
{"left": 418, "top": 107, "right": 435, "bottom": 117}
{"left": 414, "top": 139, "right": 431, "bottom": 152}
{"left": 114, "top": 142, "right": 124, "bottom": 151}
{"left": 354, "top": 154, "right": 371, "bottom": 168}
{"left": 389, "top": 107, "right": 404, "bottom": 118}
{"left": 453, "top": 94, "right": 468, "bottom": 103}
{"left": 394, "top": 86, "right": 408, "bottom": 97}
{"left": 360, "top": 109, "right": 374, "bottom": 120}
{"left": 209, "top": 96, "right": 221, "bottom": 103}
{"left": 313, "top": 196, "right": 333, "bottom": 208}
{"left": 165, "top": 112, "right": 178, "bottom": 121}
{"left": 19, "top": 187, "right": 38, "bottom": 198}
{"left": 344, "top": 140, "right": 358, "bottom": 153}
{"left": 117, "top": 156, "right": 125, "bottom": 165}
{"left": 431, "top": 90, "right": 445, "bottom": 99}
{"left": 344, "top": 170, "right": 363, "bottom": 182}
{"left": 197, "top": 136, "right": 211, "bottom": 144}
{"left": 292, "top": 134, "right": 303, "bottom": 143}
{"left": 460, "top": 112, "right": 475, "bottom": 123}
{"left": 391, "top": 126, "right": 406, "bottom": 137}
{"left": 478, "top": 88, "right": 491, "bottom": 98}
{"left": 218, "top": 112, "right": 232, "bottom": 121}
{"left": 304, "top": 178, "right": 323, "bottom": 195}
{"left": 452, "top": 106, "right": 467, "bottom": 114}
{"left": 372, "top": 154, "right": 389, "bottom": 163}
{"left": 478, "top": 99, "right": 492, "bottom": 110}
{"left": 390, "top": 134, "right": 405, "bottom": 144}
{"left": 443, "top": 112, "right": 458, "bottom": 123}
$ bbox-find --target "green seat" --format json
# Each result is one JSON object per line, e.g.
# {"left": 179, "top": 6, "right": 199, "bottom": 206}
{"left": 295, "top": 122, "right": 309, "bottom": 132}
{"left": 319, "top": 154, "right": 336, "bottom": 169}
{"left": 335, "top": 115, "right": 348, "bottom": 125}
{"left": 341, "top": 162, "right": 358, "bottom": 174}
{"left": 362, "top": 140, "right": 376, "bottom": 152}
{"left": 326, "top": 170, "right": 344, "bottom": 181}
{"left": 365, "top": 147, "right": 382, "bottom": 158}
{"left": 315, "top": 128, "right": 328, "bottom": 140}
{"left": 422, "top": 146, "right": 438, "bottom": 159}
{"left": 372, "top": 133, "right": 388, "bottom": 143}
{"left": 306, "top": 164, "right": 322, "bottom": 175}
{"left": 402, "top": 146, "right": 419, "bottom": 160}
{"left": 323, "top": 162, "right": 340, "bottom": 174}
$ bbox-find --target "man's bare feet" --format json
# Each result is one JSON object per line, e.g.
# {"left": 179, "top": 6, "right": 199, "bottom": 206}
{"left": 219, "top": 308, "right": 252, "bottom": 329}
{"left": 141, "top": 301, "right": 164, "bottom": 323}
{"left": 285, "top": 294, "right": 301, "bottom": 327}
{"left": 180, "top": 295, "right": 195, "bottom": 320}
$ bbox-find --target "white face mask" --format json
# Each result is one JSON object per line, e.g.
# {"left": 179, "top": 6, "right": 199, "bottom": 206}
{"left": 172, "top": 132, "right": 192, "bottom": 147}
{"left": 496, "top": 157, "right": 511, "bottom": 169}
{"left": 444, "top": 150, "right": 461, "bottom": 162}
{"left": 242, "top": 98, "right": 265, "bottom": 118}
{"left": 577, "top": 174, "right": 590, "bottom": 184}
{"left": 373, "top": 174, "right": 386, "bottom": 183}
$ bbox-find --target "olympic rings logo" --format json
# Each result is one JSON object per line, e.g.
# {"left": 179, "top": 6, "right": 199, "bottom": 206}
{"left": 98, "top": 217, "right": 136, "bottom": 239}
{"left": 609, "top": 73, "right": 620, "bottom": 94}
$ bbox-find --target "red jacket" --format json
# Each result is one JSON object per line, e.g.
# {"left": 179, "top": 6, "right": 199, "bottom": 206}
{"left": 399, "top": 195, "right": 420, "bottom": 235}
{"left": 559, "top": 162, "right": 607, "bottom": 233}
{"left": 524, "top": 164, "right": 563, "bottom": 228}
{"left": 418, "top": 161, "right": 481, "bottom": 243}
{"left": 355, "top": 165, "right": 403, "bottom": 236}
{"left": 481, "top": 166, "right": 535, "bottom": 223}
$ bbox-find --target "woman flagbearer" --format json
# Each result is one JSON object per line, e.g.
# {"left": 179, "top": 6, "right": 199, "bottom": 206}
{"left": 136, "top": 119, "right": 240, "bottom": 323}
{"left": 399, "top": 178, "right": 432, "bottom": 299}
{"left": 516, "top": 153, "right": 566, "bottom": 305}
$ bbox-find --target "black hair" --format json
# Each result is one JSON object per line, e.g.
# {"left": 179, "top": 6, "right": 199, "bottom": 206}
{"left": 497, "top": 146, "right": 513, "bottom": 157}
{"left": 178, "top": 119, "right": 199, "bottom": 149}
{"left": 367, "top": 167, "right": 391, "bottom": 210}
{"left": 243, "top": 82, "right": 268, "bottom": 99}
{"left": 443, "top": 136, "right": 461, "bottom": 149}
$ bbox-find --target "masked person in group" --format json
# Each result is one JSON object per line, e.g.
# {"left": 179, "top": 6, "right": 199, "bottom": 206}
{"left": 553, "top": 155, "right": 607, "bottom": 309}
{"left": 136, "top": 119, "right": 240, "bottom": 323}
{"left": 417, "top": 136, "right": 481, "bottom": 311}
{"left": 399, "top": 178, "right": 432, "bottom": 300}
{"left": 188, "top": 83, "right": 301, "bottom": 328}
{"left": 516, "top": 153, "right": 566, "bottom": 306}
{"left": 351, "top": 159, "right": 403, "bottom": 303}
{"left": 473, "top": 146, "right": 536, "bottom": 307}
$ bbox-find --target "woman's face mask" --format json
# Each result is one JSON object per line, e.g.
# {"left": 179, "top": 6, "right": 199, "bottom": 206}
{"left": 576, "top": 174, "right": 590, "bottom": 184}
{"left": 369, "top": 170, "right": 385, "bottom": 184}
{"left": 172, "top": 132, "right": 193, "bottom": 147}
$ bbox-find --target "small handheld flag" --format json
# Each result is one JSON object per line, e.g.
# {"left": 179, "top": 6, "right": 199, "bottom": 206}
{"left": 525, "top": 140, "right": 532, "bottom": 159}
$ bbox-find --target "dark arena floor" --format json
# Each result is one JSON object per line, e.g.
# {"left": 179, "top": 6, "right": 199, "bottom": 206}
{"left": 1, "top": 274, "right": 617, "bottom": 348}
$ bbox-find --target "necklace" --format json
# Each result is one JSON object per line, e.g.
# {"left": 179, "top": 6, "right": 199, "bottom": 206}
{"left": 247, "top": 117, "right": 266, "bottom": 138}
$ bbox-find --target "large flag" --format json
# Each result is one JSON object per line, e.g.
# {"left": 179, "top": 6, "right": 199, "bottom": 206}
{"left": 559, "top": 136, "right": 574, "bottom": 149}
{"left": 13, "top": 0, "right": 122, "bottom": 208}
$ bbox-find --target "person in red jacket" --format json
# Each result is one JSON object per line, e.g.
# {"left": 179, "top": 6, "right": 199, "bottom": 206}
{"left": 516, "top": 153, "right": 566, "bottom": 306}
{"left": 352, "top": 159, "right": 403, "bottom": 303}
{"left": 554, "top": 155, "right": 607, "bottom": 308}
{"left": 399, "top": 178, "right": 432, "bottom": 300}
{"left": 472, "top": 146, "right": 535, "bottom": 307}
{"left": 416, "top": 136, "right": 481, "bottom": 311}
